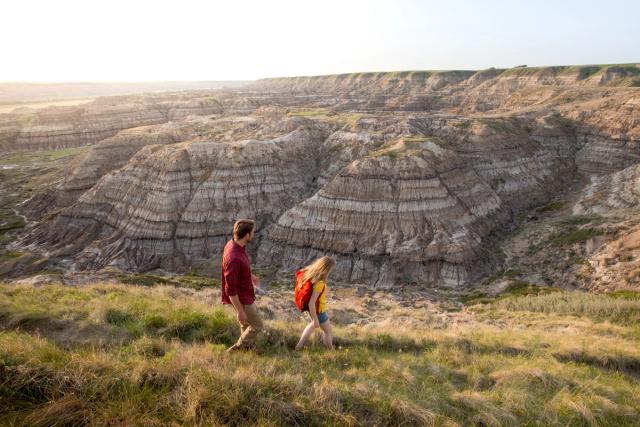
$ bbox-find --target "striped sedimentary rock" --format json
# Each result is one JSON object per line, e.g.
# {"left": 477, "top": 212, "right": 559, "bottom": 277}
{"left": 248, "top": 65, "right": 640, "bottom": 113}
{"left": 9, "top": 65, "right": 640, "bottom": 288}
{"left": 575, "top": 164, "right": 640, "bottom": 214}
{"left": 18, "top": 123, "right": 330, "bottom": 271}
{"left": 258, "top": 115, "right": 575, "bottom": 287}
{"left": 566, "top": 93, "right": 640, "bottom": 175}
{"left": 0, "top": 95, "right": 227, "bottom": 153}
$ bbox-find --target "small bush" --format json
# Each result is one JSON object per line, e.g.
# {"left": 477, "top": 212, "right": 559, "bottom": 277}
{"left": 535, "top": 201, "right": 564, "bottom": 213}
{"left": 550, "top": 226, "right": 603, "bottom": 246}
{"left": 142, "top": 314, "right": 168, "bottom": 329}
{"left": 104, "top": 308, "right": 135, "bottom": 326}
{"left": 577, "top": 65, "right": 602, "bottom": 79}
{"left": 117, "top": 274, "right": 169, "bottom": 287}
{"left": 559, "top": 214, "right": 603, "bottom": 226}
{"left": 2, "top": 251, "right": 25, "bottom": 259}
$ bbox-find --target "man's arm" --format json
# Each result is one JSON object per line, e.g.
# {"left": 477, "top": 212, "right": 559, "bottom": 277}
{"left": 229, "top": 294, "right": 247, "bottom": 323}
{"left": 223, "top": 260, "right": 248, "bottom": 322}
{"left": 251, "top": 274, "right": 260, "bottom": 287}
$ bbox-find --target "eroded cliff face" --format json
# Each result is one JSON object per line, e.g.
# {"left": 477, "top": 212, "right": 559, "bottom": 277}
{"left": 258, "top": 115, "right": 580, "bottom": 287}
{"left": 6, "top": 64, "right": 640, "bottom": 288}
{"left": 248, "top": 65, "right": 640, "bottom": 113}
{"left": 18, "top": 118, "right": 331, "bottom": 272}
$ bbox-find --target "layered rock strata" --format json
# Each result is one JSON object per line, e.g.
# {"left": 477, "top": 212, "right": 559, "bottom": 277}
{"left": 574, "top": 164, "right": 640, "bottom": 214}
{"left": 7, "top": 65, "right": 640, "bottom": 288}
{"left": 259, "top": 116, "right": 576, "bottom": 287}
{"left": 18, "top": 123, "right": 330, "bottom": 272}
{"left": 249, "top": 65, "right": 640, "bottom": 113}
{"left": 0, "top": 92, "right": 242, "bottom": 152}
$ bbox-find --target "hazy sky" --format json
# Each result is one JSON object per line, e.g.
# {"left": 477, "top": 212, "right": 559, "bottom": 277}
{"left": 3, "top": 0, "right": 639, "bottom": 82}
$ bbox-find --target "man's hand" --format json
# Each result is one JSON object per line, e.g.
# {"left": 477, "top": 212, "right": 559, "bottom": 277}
{"left": 229, "top": 294, "right": 248, "bottom": 325}
{"left": 251, "top": 274, "right": 261, "bottom": 288}
{"left": 313, "top": 318, "right": 320, "bottom": 329}
{"left": 237, "top": 310, "right": 248, "bottom": 325}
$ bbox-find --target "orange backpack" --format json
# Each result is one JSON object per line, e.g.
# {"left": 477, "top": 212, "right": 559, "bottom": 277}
{"left": 294, "top": 270, "right": 324, "bottom": 313}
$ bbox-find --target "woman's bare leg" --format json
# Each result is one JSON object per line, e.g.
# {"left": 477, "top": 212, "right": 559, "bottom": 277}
{"left": 295, "top": 322, "right": 316, "bottom": 350}
{"left": 320, "top": 320, "right": 333, "bottom": 349}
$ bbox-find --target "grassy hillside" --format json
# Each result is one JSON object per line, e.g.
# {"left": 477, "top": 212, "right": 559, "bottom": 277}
{"left": 1, "top": 282, "right": 639, "bottom": 426}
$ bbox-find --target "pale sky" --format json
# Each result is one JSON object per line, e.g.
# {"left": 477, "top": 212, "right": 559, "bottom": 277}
{"left": 2, "top": 0, "right": 639, "bottom": 82}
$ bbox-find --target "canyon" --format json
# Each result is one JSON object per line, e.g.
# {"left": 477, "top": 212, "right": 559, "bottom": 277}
{"left": 2, "top": 64, "right": 640, "bottom": 290}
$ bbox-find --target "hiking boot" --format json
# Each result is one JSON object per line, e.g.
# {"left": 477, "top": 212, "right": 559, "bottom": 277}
{"left": 226, "top": 344, "right": 244, "bottom": 353}
{"left": 226, "top": 342, "right": 256, "bottom": 353}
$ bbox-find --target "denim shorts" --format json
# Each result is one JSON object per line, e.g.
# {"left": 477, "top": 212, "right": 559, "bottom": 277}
{"left": 317, "top": 311, "right": 329, "bottom": 324}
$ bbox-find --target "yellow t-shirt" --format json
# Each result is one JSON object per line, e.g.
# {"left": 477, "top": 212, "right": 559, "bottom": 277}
{"left": 313, "top": 280, "right": 328, "bottom": 313}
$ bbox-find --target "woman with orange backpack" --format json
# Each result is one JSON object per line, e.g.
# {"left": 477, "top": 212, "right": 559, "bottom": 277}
{"left": 294, "top": 256, "right": 336, "bottom": 350}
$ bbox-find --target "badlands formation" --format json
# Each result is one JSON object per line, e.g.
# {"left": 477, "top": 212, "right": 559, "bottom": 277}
{"left": 2, "top": 64, "right": 640, "bottom": 290}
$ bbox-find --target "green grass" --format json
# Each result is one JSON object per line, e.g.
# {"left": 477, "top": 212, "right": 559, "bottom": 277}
{"left": 608, "top": 290, "right": 640, "bottom": 300}
{"left": 536, "top": 201, "right": 564, "bottom": 213}
{"left": 0, "top": 146, "right": 89, "bottom": 165}
{"left": 0, "top": 212, "right": 26, "bottom": 233}
{"left": 462, "top": 279, "right": 560, "bottom": 305}
{"left": 612, "top": 64, "right": 640, "bottom": 76}
{"left": 368, "top": 136, "right": 448, "bottom": 159}
{"left": 478, "top": 117, "right": 520, "bottom": 133}
{"left": 576, "top": 65, "right": 603, "bottom": 79}
{"left": 550, "top": 227, "right": 604, "bottom": 246}
{"left": 540, "top": 215, "right": 607, "bottom": 247}
{"left": 287, "top": 108, "right": 330, "bottom": 118}
{"left": 0, "top": 283, "right": 234, "bottom": 343}
{"left": 0, "top": 282, "right": 639, "bottom": 425}
{"left": 559, "top": 214, "right": 604, "bottom": 227}
{"left": 116, "top": 273, "right": 219, "bottom": 290}
{"left": 1, "top": 250, "right": 25, "bottom": 259}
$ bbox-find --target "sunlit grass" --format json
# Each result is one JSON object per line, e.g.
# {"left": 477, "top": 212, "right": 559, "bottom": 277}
{"left": 0, "top": 282, "right": 639, "bottom": 425}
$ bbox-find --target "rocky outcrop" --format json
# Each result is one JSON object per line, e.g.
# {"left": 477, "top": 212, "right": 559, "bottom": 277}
{"left": 42, "top": 115, "right": 326, "bottom": 209}
{"left": 259, "top": 138, "right": 505, "bottom": 287}
{"left": 0, "top": 93, "right": 234, "bottom": 152}
{"left": 258, "top": 115, "right": 576, "bottom": 287}
{"left": 564, "top": 92, "right": 640, "bottom": 174}
{"left": 574, "top": 164, "right": 640, "bottom": 214}
{"left": 17, "top": 121, "right": 331, "bottom": 272}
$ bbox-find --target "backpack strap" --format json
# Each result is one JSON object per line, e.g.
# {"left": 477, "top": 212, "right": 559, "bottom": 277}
{"left": 315, "top": 281, "right": 326, "bottom": 314}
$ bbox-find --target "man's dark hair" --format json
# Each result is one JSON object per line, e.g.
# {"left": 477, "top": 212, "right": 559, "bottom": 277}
{"left": 233, "top": 219, "right": 255, "bottom": 240}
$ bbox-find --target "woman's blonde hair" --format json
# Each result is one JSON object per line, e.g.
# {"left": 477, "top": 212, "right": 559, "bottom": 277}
{"left": 301, "top": 256, "right": 336, "bottom": 284}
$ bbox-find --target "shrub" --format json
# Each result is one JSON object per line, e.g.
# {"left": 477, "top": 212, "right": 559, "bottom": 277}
{"left": 104, "top": 308, "right": 135, "bottom": 326}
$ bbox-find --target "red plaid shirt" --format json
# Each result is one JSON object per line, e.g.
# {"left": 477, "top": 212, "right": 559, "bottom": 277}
{"left": 220, "top": 239, "right": 255, "bottom": 305}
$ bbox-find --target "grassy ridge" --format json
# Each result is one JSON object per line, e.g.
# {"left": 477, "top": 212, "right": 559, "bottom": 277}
{"left": 1, "top": 283, "right": 639, "bottom": 426}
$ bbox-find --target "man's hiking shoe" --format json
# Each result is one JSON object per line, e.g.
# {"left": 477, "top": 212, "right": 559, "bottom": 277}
{"left": 226, "top": 343, "right": 256, "bottom": 353}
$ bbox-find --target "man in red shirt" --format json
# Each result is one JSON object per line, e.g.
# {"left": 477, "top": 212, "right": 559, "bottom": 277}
{"left": 221, "top": 219, "right": 263, "bottom": 351}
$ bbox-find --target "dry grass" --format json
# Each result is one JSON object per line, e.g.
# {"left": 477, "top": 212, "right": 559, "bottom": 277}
{"left": 484, "top": 291, "right": 640, "bottom": 324}
{"left": 1, "top": 282, "right": 639, "bottom": 426}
